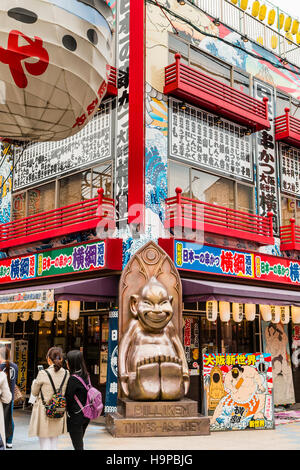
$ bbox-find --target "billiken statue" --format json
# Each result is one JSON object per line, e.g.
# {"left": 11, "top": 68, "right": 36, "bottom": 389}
{"left": 119, "top": 276, "right": 190, "bottom": 401}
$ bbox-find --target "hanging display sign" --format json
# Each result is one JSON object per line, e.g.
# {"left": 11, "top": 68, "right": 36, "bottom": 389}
{"left": 0, "top": 289, "right": 54, "bottom": 313}
{"left": 169, "top": 98, "right": 253, "bottom": 183}
{"left": 0, "top": 239, "right": 122, "bottom": 285}
{"left": 203, "top": 353, "right": 274, "bottom": 431}
{"left": 104, "top": 307, "right": 118, "bottom": 414}
{"left": 183, "top": 316, "right": 200, "bottom": 376}
{"left": 280, "top": 143, "right": 300, "bottom": 196}
{"left": 160, "top": 239, "right": 300, "bottom": 287}
{"left": 15, "top": 340, "right": 28, "bottom": 395}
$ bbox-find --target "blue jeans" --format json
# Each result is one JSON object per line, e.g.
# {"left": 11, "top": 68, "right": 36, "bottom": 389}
{"left": 6, "top": 400, "right": 14, "bottom": 445}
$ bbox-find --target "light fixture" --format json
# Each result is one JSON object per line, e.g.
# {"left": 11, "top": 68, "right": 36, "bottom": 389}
{"left": 177, "top": 0, "right": 186, "bottom": 4}
{"left": 242, "top": 35, "right": 249, "bottom": 43}
{"left": 69, "top": 301, "right": 81, "bottom": 321}
{"left": 280, "top": 306, "right": 290, "bottom": 324}
{"left": 219, "top": 301, "right": 231, "bottom": 322}
{"left": 245, "top": 304, "right": 256, "bottom": 321}
{"left": 213, "top": 18, "right": 221, "bottom": 27}
{"left": 179, "top": 101, "right": 187, "bottom": 110}
{"left": 206, "top": 301, "right": 218, "bottom": 322}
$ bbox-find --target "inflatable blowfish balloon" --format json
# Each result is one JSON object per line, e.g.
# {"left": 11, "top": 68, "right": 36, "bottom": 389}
{"left": 0, "top": 0, "right": 113, "bottom": 142}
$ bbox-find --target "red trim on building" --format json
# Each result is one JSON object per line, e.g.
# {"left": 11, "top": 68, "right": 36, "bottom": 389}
{"left": 275, "top": 107, "right": 300, "bottom": 149}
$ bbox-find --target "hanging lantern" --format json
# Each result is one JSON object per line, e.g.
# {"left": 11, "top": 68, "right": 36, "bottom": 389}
{"left": 44, "top": 311, "right": 54, "bottom": 322}
{"left": 259, "top": 5, "right": 267, "bottom": 21}
{"left": 8, "top": 312, "right": 18, "bottom": 323}
{"left": 69, "top": 301, "right": 80, "bottom": 321}
{"left": 32, "top": 311, "right": 41, "bottom": 321}
{"left": 280, "top": 306, "right": 290, "bottom": 324}
{"left": 0, "top": 1, "right": 113, "bottom": 142}
{"left": 219, "top": 301, "right": 230, "bottom": 322}
{"left": 232, "top": 303, "right": 243, "bottom": 323}
{"left": 0, "top": 314, "right": 8, "bottom": 323}
{"left": 292, "top": 20, "right": 299, "bottom": 35}
{"left": 206, "top": 301, "right": 217, "bottom": 322}
{"left": 257, "top": 36, "right": 264, "bottom": 46}
{"left": 296, "top": 32, "right": 300, "bottom": 44}
{"left": 271, "top": 35, "right": 278, "bottom": 49}
{"left": 240, "top": 0, "right": 248, "bottom": 11}
{"left": 284, "top": 16, "right": 292, "bottom": 32}
{"left": 268, "top": 9, "right": 276, "bottom": 26}
{"left": 252, "top": 1, "right": 260, "bottom": 17}
{"left": 286, "top": 32, "right": 293, "bottom": 44}
{"left": 292, "top": 306, "right": 300, "bottom": 324}
{"left": 231, "top": 0, "right": 238, "bottom": 4}
{"left": 270, "top": 306, "right": 280, "bottom": 324}
{"left": 245, "top": 304, "right": 256, "bottom": 321}
{"left": 57, "top": 301, "right": 68, "bottom": 321}
{"left": 19, "top": 312, "right": 30, "bottom": 321}
{"left": 279, "top": 13, "right": 285, "bottom": 30}
{"left": 260, "top": 304, "right": 271, "bottom": 322}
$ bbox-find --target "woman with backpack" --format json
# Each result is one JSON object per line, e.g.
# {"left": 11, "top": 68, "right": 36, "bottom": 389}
{"left": 28, "top": 347, "right": 69, "bottom": 450}
{"left": 0, "top": 345, "right": 18, "bottom": 449}
{"left": 65, "top": 350, "right": 102, "bottom": 451}
{"left": 0, "top": 369, "right": 12, "bottom": 450}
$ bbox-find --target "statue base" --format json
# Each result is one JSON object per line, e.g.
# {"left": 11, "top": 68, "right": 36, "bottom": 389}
{"left": 105, "top": 398, "right": 210, "bottom": 437}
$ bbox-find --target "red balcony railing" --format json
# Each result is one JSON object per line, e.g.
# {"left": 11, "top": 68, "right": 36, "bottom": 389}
{"left": 164, "top": 53, "right": 270, "bottom": 132}
{"left": 105, "top": 66, "right": 118, "bottom": 98}
{"left": 165, "top": 188, "right": 274, "bottom": 245}
{"left": 275, "top": 108, "right": 300, "bottom": 149}
{"left": 0, "top": 189, "right": 115, "bottom": 251}
{"left": 280, "top": 218, "right": 300, "bottom": 251}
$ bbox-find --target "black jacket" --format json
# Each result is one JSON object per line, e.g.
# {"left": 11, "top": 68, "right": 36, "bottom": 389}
{"left": 65, "top": 375, "right": 90, "bottom": 431}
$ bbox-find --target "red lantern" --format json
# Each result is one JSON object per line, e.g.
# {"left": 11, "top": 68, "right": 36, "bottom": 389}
{"left": 0, "top": 0, "right": 113, "bottom": 142}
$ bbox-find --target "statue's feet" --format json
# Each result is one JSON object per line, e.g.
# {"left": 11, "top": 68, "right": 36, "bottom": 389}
{"left": 135, "top": 356, "right": 160, "bottom": 400}
{"left": 160, "top": 356, "right": 184, "bottom": 400}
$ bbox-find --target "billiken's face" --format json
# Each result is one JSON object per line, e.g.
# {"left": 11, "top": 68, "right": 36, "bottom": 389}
{"left": 130, "top": 278, "right": 174, "bottom": 332}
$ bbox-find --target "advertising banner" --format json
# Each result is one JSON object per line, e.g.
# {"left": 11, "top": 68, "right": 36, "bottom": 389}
{"left": 203, "top": 353, "right": 274, "bottom": 431}
{"left": 15, "top": 340, "right": 28, "bottom": 394}
{"left": 183, "top": 316, "right": 200, "bottom": 376}
{"left": 104, "top": 307, "right": 118, "bottom": 414}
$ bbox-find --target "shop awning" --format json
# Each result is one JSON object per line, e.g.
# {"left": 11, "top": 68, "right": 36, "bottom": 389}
{"left": 0, "top": 276, "right": 119, "bottom": 302}
{"left": 181, "top": 278, "right": 300, "bottom": 306}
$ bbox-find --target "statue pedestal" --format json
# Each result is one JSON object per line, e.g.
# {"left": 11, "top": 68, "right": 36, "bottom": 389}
{"left": 105, "top": 398, "right": 210, "bottom": 437}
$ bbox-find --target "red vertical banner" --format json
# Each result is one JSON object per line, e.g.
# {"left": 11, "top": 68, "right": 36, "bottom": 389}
{"left": 128, "top": 0, "right": 145, "bottom": 229}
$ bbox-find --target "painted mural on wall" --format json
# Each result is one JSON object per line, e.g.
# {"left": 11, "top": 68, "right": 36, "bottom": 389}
{"left": 0, "top": 143, "right": 12, "bottom": 260}
{"left": 203, "top": 353, "right": 274, "bottom": 431}
{"left": 262, "top": 322, "right": 295, "bottom": 406}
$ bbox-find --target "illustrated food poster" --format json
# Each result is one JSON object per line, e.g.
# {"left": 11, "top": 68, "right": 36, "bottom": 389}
{"left": 203, "top": 353, "right": 274, "bottom": 431}
{"left": 262, "top": 322, "right": 295, "bottom": 406}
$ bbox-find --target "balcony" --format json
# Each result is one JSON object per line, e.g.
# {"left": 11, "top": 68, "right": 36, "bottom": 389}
{"left": 0, "top": 189, "right": 115, "bottom": 252}
{"left": 105, "top": 66, "right": 118, "bottom": 98}
{"left": 275, "top": 108, "right": 300, "bottom": 149}
{"left": 280, "top": 218, "right": 300, "bottom": 251}
{"left": 165, "top": 188, "right": 274, "bottom": 246}
{"left": 164, "top": 54, "right": 270, "bottom": 132}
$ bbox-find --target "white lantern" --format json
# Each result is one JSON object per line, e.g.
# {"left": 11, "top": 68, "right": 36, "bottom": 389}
{"left": 44, "top": 311, "right": 54, "bottom": 322}
{"left": 232, "top": 303, "right": 243, "bottom": 323}
{"left": 260, "top": 304, "right": 272, "bottom": 322}
{"left": 271, "top": 305, "right": 280, "bottom": 324}
{"left": 206, "top": 301, "right": 217, "bottom": 322}
{"left": 20, "top": 312, "right": 30, "bottom": 321}
{"left": 0, "top": 1, "right": 114, "bottom": 142}
{"left": 245, "top": 304, "right": 256, "bottom": 321}
{"left": 0, "top": 314, "right": 8, "bottom": 323}
{"left": 32, "top": 311, "right": 42, "bottom": 321}
{"left": 8, "top": 312, "right": 18, "bottom": 323}
{"left": 69, "top": 301, "right": 80, "bottom": 321}
{"left": 292, "top": 306, "right": 300, "bottom": 324}
{"left": 280, "top": 306, "right": 290, "bottom": 324}
{"left": 57, "top": 301, "right": 68, "bottom": 321}
{"left": 219, "top": 301, "right": 231, "bottom": 322}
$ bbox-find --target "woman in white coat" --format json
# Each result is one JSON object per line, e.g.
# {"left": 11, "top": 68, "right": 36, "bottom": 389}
{"left": 0, "top": 370, "right": 12, "bottom": 450}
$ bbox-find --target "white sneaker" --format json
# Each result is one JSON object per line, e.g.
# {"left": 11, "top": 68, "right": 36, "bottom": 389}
{"left": 6, "top": 443, "right": 12, "bottom": 449}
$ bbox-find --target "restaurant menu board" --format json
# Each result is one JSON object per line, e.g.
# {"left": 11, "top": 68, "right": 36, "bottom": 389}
{"left": 280, "top": 143, "right": 300, "bottom": 196}
{"left": 183, "top": 316, "right": 200, "bottom": 376}
{"left": 169, "top": 98, "right": 253, "bottom": 183}
{"left": 203, "top": 353, "right": 274, "bottom": 431}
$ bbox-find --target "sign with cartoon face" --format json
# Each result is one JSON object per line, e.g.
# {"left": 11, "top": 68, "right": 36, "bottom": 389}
{"left": 203, "top": 353, "right": 274, "bottom": 431}
{"left": 0, "top": 0, "right": 113, "bottom": 142}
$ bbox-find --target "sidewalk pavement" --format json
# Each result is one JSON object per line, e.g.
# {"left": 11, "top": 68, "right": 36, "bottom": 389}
{"left": 7, "top": 408, "right": 300, "bottom": 450}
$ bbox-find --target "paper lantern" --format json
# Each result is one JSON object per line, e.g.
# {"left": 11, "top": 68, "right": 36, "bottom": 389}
{"left": 271, "top": 35, "right": 278, "bottom": 49}
{"left": 280, "top": 306, "right": 290, "bottom": 324}
{"left": 257, "top": 36, "right": 264, "bottom": 45}
{"left": 292, "top": 20, "right": 299, "bottom": 35}
{"left": 252, "top": 1, "right": 260, "bottom": 17}
{"left": 259, "top": 5, "right": 267, "bottom": 21}
{"left": 260, "top": 304, "right": 271, "bottom": 322}
{"left": 20, "top": 312, "right": 30, "bottom": 321}
{"left": 57, "top": 301, "right": 68, "bottom": 321}
{"left": 270, "top": 305, "right": 280, "bottom": 324}
{"left": 206, "top": 301, "right": 217, "bottom": 322}
{"left": 44, "top": 310, "right": 54, "bottom": 322}
{"left": 268, "top": 9, "right": 276, "bottom": 26}
{"left": 245, "top": 304, "right": 256, "bottom": 321}
{"left": 219, "top": 301, "right": 230, "bottom": 322}
{"left": 279, "top": 13, "right": 285, "bottom": 30}
{"left": 231, "top": 0, "right": 238, "bottom": 4}
{"left": 292, "top": 306, "right": 300, "bottom": 324}
{"left": 284, "top": 16, "right": 292, "bottom": 32}
{"left": 69, "top": 301, "right": 80, "bottom": 321}
{"left": 240, "top": 0, "right": 248, "bottom": 11}
{"left": 0, "top": 1, "right": 113, "bottom": 142}
{"left": 297, "top": 31, "right": 300, "bottom": 44}
{"left": 0, "top": 314, "right": 8, "bottom": 323}
{"left": 32, "top": 311, "right": 41, "bottom": 321}
{"left": 232, "top": 303, "right": 243, "bottom": 323}
{"left": 8, "top": 312, "right": 18, "bottom": 322}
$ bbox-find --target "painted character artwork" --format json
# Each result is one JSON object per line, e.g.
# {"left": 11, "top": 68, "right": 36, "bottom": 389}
{"left": 203, "top": 353, "right": 274, "bottom": 431}
{"left": 0, "top": 0, "right": 113, "bottom": 141}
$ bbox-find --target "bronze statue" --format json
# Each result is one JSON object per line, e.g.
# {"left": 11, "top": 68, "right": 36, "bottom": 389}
{"left": 119, "top": 276, "right": 189, "bottom": 401}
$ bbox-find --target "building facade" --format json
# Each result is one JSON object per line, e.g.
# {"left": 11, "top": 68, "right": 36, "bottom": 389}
{"left": 1, "top": 0, "right": 300, "bottom": 422}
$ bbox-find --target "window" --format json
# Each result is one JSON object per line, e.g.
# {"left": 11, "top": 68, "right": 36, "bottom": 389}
{"left": 281, "top": 196, "right": 300, "bottom": 225}
{"left": 12, "top": 193, "right": 26, "bottom": 221}
{"left": 91, "top": 163, "right": 112, "bottom": 198}
{"left": 190, "top": 47, "right": 231, "bottom": 87}
{"left": 276, "top": 91, "right": 290, "bottom": 116}
{"left": 59, "top": 171, "right": 91, "bottom": 207}
{"left": 28, "top": 182, "right": 55, "bottom": 216}
{"left": 169, "top": 162, "right": 254, "bottom": 213}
